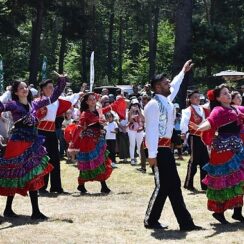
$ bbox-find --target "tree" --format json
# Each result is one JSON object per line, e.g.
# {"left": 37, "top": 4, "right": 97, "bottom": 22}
{"left": 173, "top": 0, "right": 193, "bottom": 108}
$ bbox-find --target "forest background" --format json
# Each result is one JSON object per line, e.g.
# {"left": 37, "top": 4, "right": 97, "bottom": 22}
{"left": 0, "top": 0, "right": 244, "bottom": 107}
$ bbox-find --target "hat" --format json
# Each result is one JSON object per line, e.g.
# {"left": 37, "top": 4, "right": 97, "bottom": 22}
{"left": 131, "top": 98, "right": 139, "bottom": 105}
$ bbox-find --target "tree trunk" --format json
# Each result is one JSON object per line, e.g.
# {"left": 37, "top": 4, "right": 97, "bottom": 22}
{"left": 81, "top": 38, "right": 87, "bottom": 82}
{"left": 118, "top": 16, "right": 123, "bottom": 84}
{"left": 148, "top": 5, "right": 154, "bottom": 80}
{"left": 58, "top": 20, "right": 66, "bottom": 74}
{"left": 29, "top": 0, "right": 44, "bottom": 85}
{"left": 172, "top": 0, "right": 193, "bottom": 109}
{"left": 107, "top": 2, "right": 114, "bottom": 84}
{"left": 148, "top": 2, "right": 159, "bottom": 80}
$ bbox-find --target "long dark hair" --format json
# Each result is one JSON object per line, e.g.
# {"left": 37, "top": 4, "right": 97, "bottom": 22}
{"left": 80, "top": 92, "right": 95, "bottom": 112}
{"left": 11, "top": 80, "right": 33, "bottom": 103}
{"left": 210, "top": 84, "right": 229, "bottom": 110}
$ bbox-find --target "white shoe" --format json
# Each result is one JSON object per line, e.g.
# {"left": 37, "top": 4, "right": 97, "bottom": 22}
{"left": 131, "top": 159, "right": 136, "bottom": 166}
{"left": 111, "top": 162, "right": 118, "bottom": 168}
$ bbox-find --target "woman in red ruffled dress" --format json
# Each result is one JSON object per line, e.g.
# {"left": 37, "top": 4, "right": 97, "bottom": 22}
{"left": 192, "top": 84, "right": 244, "bottom": 224}
{"left": 68, "top": 93, "right": 126, "bottom": 194}
{"left": 0, "top": 75, "right": 66, "bottom": 219}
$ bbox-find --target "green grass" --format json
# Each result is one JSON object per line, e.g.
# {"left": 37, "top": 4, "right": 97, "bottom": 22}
{"left": 0, "top": 156, "right": 243, "bottom": 243}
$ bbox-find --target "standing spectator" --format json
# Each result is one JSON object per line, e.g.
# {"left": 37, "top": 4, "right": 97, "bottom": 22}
{"left": 129, "top": 84, "right": 140, "bottom": 99}
{"left": 104, "top": 112, "right": 119, "bottom": 168}
{"left": 127, "top": 99, "right": 145, "bottom": 165}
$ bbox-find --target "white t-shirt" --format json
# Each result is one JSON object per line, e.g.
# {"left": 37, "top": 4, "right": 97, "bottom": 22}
{"left": 104, "top": 121, "right": 118, "bottom": 140}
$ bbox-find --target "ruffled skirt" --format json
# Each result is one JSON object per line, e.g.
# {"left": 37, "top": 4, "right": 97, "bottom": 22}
{"left": 77, "top": 137, "right": 112, "bottom": 185}
{"left": 202, "top": 135, "right": 244, "bottom": 213}
{"left": 0, "top": 128, "right": 53, "bottom": 196}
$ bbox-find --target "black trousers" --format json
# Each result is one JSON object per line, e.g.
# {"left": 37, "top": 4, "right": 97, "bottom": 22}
{"left": 106, "top": 139, "right": 116, "bottom": 163}
{"left": 184, "top": 135, "right": 209, "bottom": 190}
{"left": 144, "top": 147, "right": 194, "bottom": 228}
{"left": 38, "top": 130, "right": 63, "bottom": 191}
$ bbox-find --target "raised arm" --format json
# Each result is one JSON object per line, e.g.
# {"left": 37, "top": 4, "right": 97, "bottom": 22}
{"left": 32, "top": 76, "right": 67, "bottom": 111}
{"left": 168, "top": 60, "right": 194, "bottom": 102}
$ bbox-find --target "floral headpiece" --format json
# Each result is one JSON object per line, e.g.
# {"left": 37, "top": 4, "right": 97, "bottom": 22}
{"left": 207, "top": 89, "right": 215, "bottom": 101}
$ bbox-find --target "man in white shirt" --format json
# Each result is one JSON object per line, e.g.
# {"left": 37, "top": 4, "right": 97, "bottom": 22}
{"left": 144, "top": 60, "right": 202, "bottom": 231}
{"left": 180, "top": 91, "right": 210, "bottom": 191}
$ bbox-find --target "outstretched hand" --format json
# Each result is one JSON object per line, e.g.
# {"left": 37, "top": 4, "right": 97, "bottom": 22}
{"left": 182, "top": 60, "right": 194, "bottom": 73}
{"left": 53, "top": 71, "right": 67, "bottom": 78}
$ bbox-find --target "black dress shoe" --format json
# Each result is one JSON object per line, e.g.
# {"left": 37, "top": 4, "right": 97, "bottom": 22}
{"left": 31, "top": 212, "right": 48, "bottom": 220}
{"left": 3, "top": 210, "right": 19, "bottom": 218}
{"left": 232, "top": 214, "right": 244, "bottom": 222}
{"left": 184, "top": 186, "right": 197, "bottom": 192}
{"left": 50, "top": 188, "right": 68, "bottom": 194}
{"left": 144, "top": 222, "right": 168, "bottom": 229}
{"left": 212, "top": 213, "right": 229, "bottom": 224}
{"left": 77, "top": 185, "right": 87, "bottom": 194}
{"left": 39, "top": 189, "right": 49, "bottom": 195}
{"left": 180, "top": 224, "right": 203, "bottom": 231}
{"left": 101, "top": 187, "right": 111, "bottom": 194}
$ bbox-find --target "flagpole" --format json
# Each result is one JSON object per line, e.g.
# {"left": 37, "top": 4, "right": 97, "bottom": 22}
{"left": 90, "top": 51, "right": 95, "bottom": 92}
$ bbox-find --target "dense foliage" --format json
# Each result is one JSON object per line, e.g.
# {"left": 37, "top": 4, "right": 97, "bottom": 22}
{"left": 0, "top": 0, "right": 243, "bottom": 96}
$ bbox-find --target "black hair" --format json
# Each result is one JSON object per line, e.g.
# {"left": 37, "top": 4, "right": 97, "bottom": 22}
{"left": 150, "top": 73, "right": 167, "bottom": 91}
{"left": 187, "top": 90, "right": 199, "bottom": 99}
{"left": 80, "top": 92, "right": 95, "bottom": 112}
{"left": 11, "top": 80, "right": 33, "bottom": 103}
{"left": 231, "top": 91, "right": 241, "bottom": 101}
{"left": 105, "top": 112, "right": 114, "bottom": 119}
{"left": 210, "top": 84, "right": 229, "bottom": 110}
{"left": 39, "top": 79, "right": 53, "bottom": 90}
{"left": 186, "top": 90, "right": 200, "bottom": 106}
{"left": 128, "top": 102, "right": 141, "bottom": 111}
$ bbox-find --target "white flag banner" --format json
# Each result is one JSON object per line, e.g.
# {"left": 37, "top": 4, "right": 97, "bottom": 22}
{"left": 90, "top": 51, "right": 95, "bottom": 92}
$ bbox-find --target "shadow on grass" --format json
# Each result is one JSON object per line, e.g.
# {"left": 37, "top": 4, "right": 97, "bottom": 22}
{"left": 72, "top": 191, "right": 132, "bottom": 198}
{"left": 151, "top": 229, "right": 187, "bottom": 240}
{"left": 39, "top": 192, "right": 72, "bottom": 198}
{"left": 186, "top": 189, "right": 206, "bottom": 195}
{"left": 205, "top": 222, "right": 244, "bottom": 238}
{"left": 0, "top": 215, "right": 73, "bottom": 230}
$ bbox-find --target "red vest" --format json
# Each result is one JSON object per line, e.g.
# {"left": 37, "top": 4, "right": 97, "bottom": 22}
{"left": 189, "top": 106, "right": 209, "bottom": 136}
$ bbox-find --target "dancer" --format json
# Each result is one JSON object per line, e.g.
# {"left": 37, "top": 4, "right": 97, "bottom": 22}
{"left": 180, "top": 91, "right": 210, "bottom": 191}
{"left": 69, "top": 93, "right": 126, "bottom": 194}
{"left": 0, "top": 74, "right": 66, "bottom": 219}
{"left": 37, "top": 79, "right": 81, "bottom": 194}
{"left": 144, "top": 60, "right": 202, "bottom": 231}
{"left": 193, "top": 84, "right": 244, "bottom": 223}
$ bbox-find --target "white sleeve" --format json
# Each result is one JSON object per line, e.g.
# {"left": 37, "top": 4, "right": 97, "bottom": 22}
{"left": 168, "top": 71, "right": 185, "bottom": 102}
{"left": 60, "top": 93, "right": 80, "bottom": 105}
{"left": 0, "top": 91, "right": 12, "bottom": 103}
{"left": 180, "top": 108, "right": 191, "bottom": 134}
{"left": 144, "top": 100, "right": 160, "bottom": 158}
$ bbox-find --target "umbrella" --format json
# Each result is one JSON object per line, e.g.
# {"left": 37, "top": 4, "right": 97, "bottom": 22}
{"left": 213, "top": 70, "right": 244, "bottom": 81}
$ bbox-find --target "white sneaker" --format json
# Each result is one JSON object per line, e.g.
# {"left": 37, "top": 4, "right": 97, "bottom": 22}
{"left": 131, "top": 159, "right": 136, "bottom": 166}
{"left": 111, "top": 162, "right": 118, "bottom": 168}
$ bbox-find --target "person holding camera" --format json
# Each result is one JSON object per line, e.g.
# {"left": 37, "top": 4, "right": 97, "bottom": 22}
{"left": 127, "top": 99, "right": 145, "bottom": 166}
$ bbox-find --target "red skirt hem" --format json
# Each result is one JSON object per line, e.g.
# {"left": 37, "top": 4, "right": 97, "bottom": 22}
{"left": 0, "top": 164, "right": 53, "bottom": 196}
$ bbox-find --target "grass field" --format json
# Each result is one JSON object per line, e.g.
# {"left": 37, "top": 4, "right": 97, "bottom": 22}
{"left": 0, "top": 157, "right": 243, "bottom": 243}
